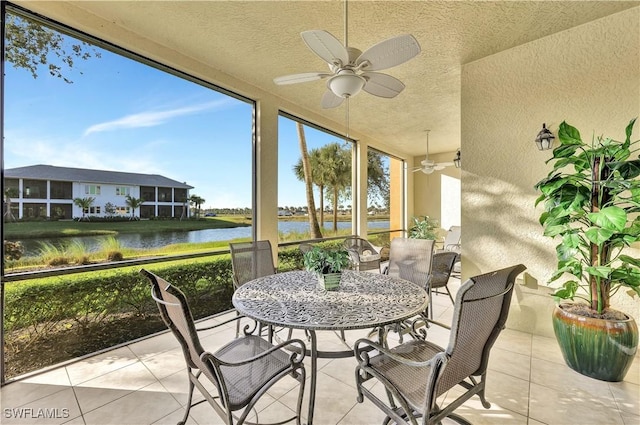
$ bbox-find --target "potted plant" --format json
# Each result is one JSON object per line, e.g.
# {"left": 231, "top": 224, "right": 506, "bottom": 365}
{"left": 408, "top": 215, "right": 440, "bottom": 240}
{"left": 303, "top": 246, "right": 351, "bottom": 290}
{"left": 534, "top": 118, "right": 640, "bottom": 381}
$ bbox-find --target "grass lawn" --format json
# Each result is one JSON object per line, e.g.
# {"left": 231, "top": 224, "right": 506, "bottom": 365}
{"left": 3, "top": 215, "right": 252, "bottom": 239}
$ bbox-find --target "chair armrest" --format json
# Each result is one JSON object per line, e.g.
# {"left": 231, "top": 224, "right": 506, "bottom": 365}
{"left": 195, "top": 313, "right": 248, "bottom": 332}
{"left": 203, "top": 337, "right": 306, "bottom": 368}
{"left": 354, "top": 338, "right": 444, "bottom": 368}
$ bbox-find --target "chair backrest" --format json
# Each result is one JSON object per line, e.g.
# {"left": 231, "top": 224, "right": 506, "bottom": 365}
{"left": 343, "top": 236, "right": 377, "bottom": 255}
{"left": 430, "top": 251, "right": 459, "bottom": 288}
{"left": 443, "top": 226, "right": 461, "bottom": 250}
{"left": 435, "top": 264, "right": 526, "bottom": 396}
{"left": 229, "top": 240, "right": 276, "bottom": 288}
{"left": 387, "top": 237, "right": 435, "bottom": 287}
{"left": 140, "top": 269, "right": 206, "bottom": 371}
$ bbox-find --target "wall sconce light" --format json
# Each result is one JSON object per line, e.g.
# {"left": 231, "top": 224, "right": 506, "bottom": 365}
{"left": 535, "top": 123, "right": 555, "bottom": 150}
{"left": 453, "top": 149, "right": 461, "bottom": 168}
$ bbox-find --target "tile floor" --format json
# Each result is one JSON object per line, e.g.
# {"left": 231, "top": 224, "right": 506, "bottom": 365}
{"left": 1, "top": 278, "right": 639, "bottom": 425}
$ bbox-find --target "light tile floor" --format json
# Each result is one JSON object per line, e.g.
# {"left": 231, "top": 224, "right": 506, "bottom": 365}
{"left": 2, "top": 278, "right": 639, "bottom": 425}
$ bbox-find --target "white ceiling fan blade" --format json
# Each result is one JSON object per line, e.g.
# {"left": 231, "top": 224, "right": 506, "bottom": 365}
{"left": 437, "top": 162, "right": 455, "bottom": 167}
{"left": 361, "top": 72, "right": 405, "bottom": 98}
{"left": 321, "top": 90, "right": 345, "bottom": 109}
{"left": 274, "top": 72, "right": 332, "bottom": 85}
{"left": 356, "top": 34, "right": 421, "bottom": 71}
{"left": 301, "top": 30, "right": 349, "bottom": 66}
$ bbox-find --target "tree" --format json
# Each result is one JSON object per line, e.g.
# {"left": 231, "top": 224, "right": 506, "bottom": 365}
{"left": 367, "top": 151, "right": 390, "bottom": 210}
{"left": 189, "top": 194, "right": 206, "bottom": 218}
{"left": 318, "top": 143, "right": 351, "bottom": 232}
{"left": 125, "top": 195, "right": 144, "bottom": 220}
{"left": 296, "top": 122, "right": 323, "bottom": 238}
{"left": 73, "top": 197, "right": 95, "bottom": 221}
{"left": 5, "top": 11, "right": 101, "bottom": 84}
{"left": 294, "top": 149, "right": 328, "bottom": 226}
{"left": 104, "top": 202, "right": 116, "bottom": 217}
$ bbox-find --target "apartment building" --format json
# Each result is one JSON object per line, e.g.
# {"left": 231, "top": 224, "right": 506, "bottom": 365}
{"left": 4, "top": 164, "right": 193, "bottom": 219}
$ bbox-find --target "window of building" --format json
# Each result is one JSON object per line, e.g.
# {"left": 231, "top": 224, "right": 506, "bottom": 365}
{"left": 2, "top": 4, "right": 254, "bottom": 380}
{"left": 278, "top": 113, "right": 354, "bottom": 242}
{"left": 366, "top": 148, "right": 405, "bottom": 239}
{"left": 85, "top": 185, "right": 101, "bottom": 195}
{"left": 115, "top": 186, "right": 130, "bottom": 196}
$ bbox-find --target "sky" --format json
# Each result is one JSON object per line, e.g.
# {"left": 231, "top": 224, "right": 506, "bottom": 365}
{"left": 3, "top": 20, "right": 345, "bottom": 209}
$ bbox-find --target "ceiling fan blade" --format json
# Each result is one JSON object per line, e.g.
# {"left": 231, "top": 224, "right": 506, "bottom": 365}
{"left": 301, "top": 30, "right": 349, "bottom": 66}
{"left": 437, "top": 162, "right": 455, "bottom": 167}
{"left": 274, "top": 72, "right": 332, "bottom": 85}
{"left": 361, "top": 72, "right": 405, "bottom": 98}
{"left": 321, "top": 90, "right": 345, "bottom": 109}
{"left": 356, "top": 34, "right": 421, "bottom": 71}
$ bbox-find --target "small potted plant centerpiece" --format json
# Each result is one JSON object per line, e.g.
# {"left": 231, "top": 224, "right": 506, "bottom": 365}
{"left": 534, "top": 118, "right": 640, "bottom": 381}
{"left": 303, "top": 245, "right": 351, "bottom": 291}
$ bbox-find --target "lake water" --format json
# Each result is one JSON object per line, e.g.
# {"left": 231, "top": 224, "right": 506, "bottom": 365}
{"left": 18, "top": 221, "right": 390, "bottom": 257}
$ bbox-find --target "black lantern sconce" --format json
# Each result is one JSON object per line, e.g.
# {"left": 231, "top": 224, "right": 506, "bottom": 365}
{"left": 535, "top": 123, "right": 555, "bottom": 150}
{"left": 453, "top": 149, "right": 461, "bottom": 168}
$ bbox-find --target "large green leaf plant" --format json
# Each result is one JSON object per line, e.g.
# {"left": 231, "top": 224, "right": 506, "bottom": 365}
{"left": 534, "top": 118, "right": 640, "bottom": 315}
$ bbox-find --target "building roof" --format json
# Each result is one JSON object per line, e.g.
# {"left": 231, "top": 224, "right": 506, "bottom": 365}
{"left": 5, "top": 165, "right": 194, "bottom": 189}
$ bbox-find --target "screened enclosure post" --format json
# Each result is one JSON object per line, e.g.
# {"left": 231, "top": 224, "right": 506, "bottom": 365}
{"left": 1, "top": 0, "right": 7, "bottom": 385}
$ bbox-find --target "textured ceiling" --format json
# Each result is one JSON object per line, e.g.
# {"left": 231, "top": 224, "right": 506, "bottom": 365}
{"left": 15, "top": 0, "right": 640, "bottom": 157}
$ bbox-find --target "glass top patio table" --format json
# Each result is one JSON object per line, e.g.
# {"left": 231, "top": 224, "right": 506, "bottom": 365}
{"left": 232, "top": 269, "right": 428, "bottom": 425}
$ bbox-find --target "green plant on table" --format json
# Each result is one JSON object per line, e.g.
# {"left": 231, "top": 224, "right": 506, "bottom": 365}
{"left": 303, "top": 246, "right": 350, "bottom": 274}
{"left": 534, "top": 118, "right": 640, "bottom": 316}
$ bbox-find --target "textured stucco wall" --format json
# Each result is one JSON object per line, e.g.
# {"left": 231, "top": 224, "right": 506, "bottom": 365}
{"left": 461, "top": 7, "right": 640, "bottom": 336}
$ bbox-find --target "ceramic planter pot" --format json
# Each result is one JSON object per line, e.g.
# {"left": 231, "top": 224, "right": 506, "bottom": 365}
{"left": 552, "top": 303, "right": 638, "bottom": 382}
{"left": 318, "top": 272, "right": 342, "bottom": 291}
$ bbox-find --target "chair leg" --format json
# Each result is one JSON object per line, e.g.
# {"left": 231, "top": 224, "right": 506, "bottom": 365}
{"left": 428, "top": 286, "right": 434, "bottom": 320}
{"left": 445, "top": 286, "right": 455, "bottom": 304}
{"left": 181, "top": 371, "right": 197, "bottom": 425}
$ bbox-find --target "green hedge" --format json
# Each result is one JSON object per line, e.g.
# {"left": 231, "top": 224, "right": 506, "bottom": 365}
{"left": 3, "top": 244, "right": 326, "bottom": 378}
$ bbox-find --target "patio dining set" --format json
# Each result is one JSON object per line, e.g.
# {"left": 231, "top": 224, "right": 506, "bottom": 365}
{"left": 140, "top": 232, "right": 525, "bottom": 425}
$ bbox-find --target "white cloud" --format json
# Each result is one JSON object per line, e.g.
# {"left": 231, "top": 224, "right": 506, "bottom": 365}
{"left": 83, "top": 99, "right": 232, "bottom": 136}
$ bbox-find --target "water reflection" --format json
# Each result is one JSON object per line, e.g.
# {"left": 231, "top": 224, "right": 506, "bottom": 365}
{"left": 18, "top": 221, "right": 390, "bottom": 257}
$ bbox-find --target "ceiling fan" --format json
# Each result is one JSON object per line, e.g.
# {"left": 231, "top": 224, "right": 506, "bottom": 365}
{"left": 412, "top": 130, "right": 454, "bottom": 174}
{"left": 273, "top": 0, "right": 421, "bottom": 109}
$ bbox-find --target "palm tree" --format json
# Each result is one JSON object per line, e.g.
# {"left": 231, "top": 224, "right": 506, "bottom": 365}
{"left": 318, "top": 143, "right": 351, "bottom": 232}
{"left": 125, "top": 195, "right": 144, "bottom": 220}
{"left": 189, "top": 194, "right": 205, "bottom": 218}
{"left": 296, "top": 122, "right": 322, "bottom": 238}
{"left": 294, "top": 148, "right": 329, "bottom": 226}
{"left": 73, "top": 197, "right": 95, "bottom": 221}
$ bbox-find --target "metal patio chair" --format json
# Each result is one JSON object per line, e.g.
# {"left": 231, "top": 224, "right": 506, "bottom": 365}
{"left": 140, "top": 269, "right": 306, "bottom": 425}
{"left": 354, "top": 264, "right": 526, "bottom": 425}
{"left": 230, "top": 240, "right": 277, "bottom": 337}
{"left": 343, "top": 236, "right": 382, "bottom": 272}
{"left": 427, "top": 251, "right": 459, "bottom": 319}
{"left": 382, "top": 237, "right": 435, "bottom": 341}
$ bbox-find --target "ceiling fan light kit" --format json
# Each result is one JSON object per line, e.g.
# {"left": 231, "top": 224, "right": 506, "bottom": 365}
{"left": 327, "top": 71, "right": 366, "bottom": 98}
